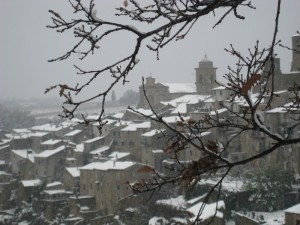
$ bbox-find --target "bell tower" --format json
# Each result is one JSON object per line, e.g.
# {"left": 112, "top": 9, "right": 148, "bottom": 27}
{"left": 195, "top": 54, "right": 217, "bottom": 95}
{"left": 291, "top": 33, "right": 300, "bottom": 72}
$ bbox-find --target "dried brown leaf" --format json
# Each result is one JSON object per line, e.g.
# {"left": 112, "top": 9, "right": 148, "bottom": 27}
{"left": 241, "top": 74, "right": 261, "bottom": 96}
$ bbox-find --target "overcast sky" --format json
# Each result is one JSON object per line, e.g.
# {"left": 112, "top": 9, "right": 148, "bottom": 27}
{"left": 0, "top": 0, "right": 299, "bottom": 102}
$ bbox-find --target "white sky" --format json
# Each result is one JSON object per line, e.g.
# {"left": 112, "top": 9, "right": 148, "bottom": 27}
{"left": 0, "top": 0, "right": 299, "bottom": 101}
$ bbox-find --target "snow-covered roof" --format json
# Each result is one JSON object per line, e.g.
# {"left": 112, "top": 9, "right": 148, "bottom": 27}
{"left": 11, "top": 149, "right": 36, "bottom": 162}
{"left": 111, "top": 112, "right": 124, "bottom": 119}
{"left": 114, "top": 120, "right": 133, "bottom": 127}
{"left": 35, "top": 146, "right": 65, "bottom": 158}
{"left": 41, "top": 139, "right": 62, "bottom": 145}
{"left": 162, "top": 115, "right": 190, "bottom": 123}
{"left": 13, "top": 128, "right": 31, "bottom": 134}
{"left": 212, "top": 86, "right": 226, "bottom": 90}
{"left": 66, "top": 167, "right": 80, "bottom": 177}
{"left": 285, "top": 203, "right": 300, "bottom": 214}
{"left": 170, "top": 102, "right": 188, "bottom": 114}
{"left": 46, "top": 181, "right": 62, "bottom": 188}
{"left": 121, "top": 121, "right": 151, "bottom": 131}
{"left": 209, "top": 108, "right": 228, "bottom": 115}
{"left": 84, "top": 136, "right": 104, "bottom": 144}
{"left": 162, "top": 83, "right": 196, "bottom": 93}
{"left": 109, "top": 152, "right": 130, "bottom": 160}
{"left": 0, "top": 145, "right": 10, "bottom": 151}
{"left": 60, "top": 118, "right": 83, "bottom": 127}
{"left": 126, "top": 108, "right": 153, "bottom": 116}
{"left": 31, "top": 132, "right": 48, "bottom": 137}
{"left": 233, "top": 93, "right": 262, "bottom": 106}
{"left": 162, "top": 94, "right": 210, "bottom": 107}
{"left": 43, "top": 189, "right": 68, "bottom": 195}
{"left": 266, "top": 107, "right": 287, "bottom": 114}
{"left": 64, "top": 129, "right": 82, "bottom": 137}
{"left": 204, "top": 97, "right": 215, "bottom": 103}
{"left": 90, "top": 146, "right": 110, "bottom": 155}
{"left": 21, "top": 179, "right": 41, "bottom": 187}
{"left": 187, "top": 194, "right": 207, "bottom": 205}
{"left": 142, "top": 129, "right": 165, "bottom": 137}
{"left": 152, "top": 149, "right": 163, "bottom": 154}
{"left": 80, "top": 160, "right": 135, "bottom": 171}
{"left": 31, "top": 123, "right": 62, "bottom": 132}
{"left": 186, "top": 200, "right": 225, "bottom": 223}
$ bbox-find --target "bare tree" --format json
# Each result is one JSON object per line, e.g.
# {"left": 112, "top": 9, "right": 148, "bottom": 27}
{"left": 46, "top": 0, "right": 300, "bottom": 223}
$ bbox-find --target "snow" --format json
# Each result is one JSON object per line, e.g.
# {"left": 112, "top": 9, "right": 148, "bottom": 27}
{"left": 162, "top": 83, "right": 196, "bottom": 93}
{"left": 35, "top": 146, "right": 65, "bottom": 158}
{"left": 171, "top": 217, "right": 187, "bottom": 223}
{"left": 156, "top": 195, "right": 186, "bottom": 210}
{"left": 112, "top": 112, "right": 124, "bottom": 119}
{"left": 31, "top": 132, "right": 48, "bottom": 137}
{"left": 84, "top": 136, "right": 104, "bottom": 143}
{"left": 41, "top": 139, "right": 62, "bottom": 145}
{"left": 11, "top": 149, "right": 36, "bottom": 162}
{"left": 13, "top": 128, "right": 31, "bottom": 134}
{"left": 186, "top": 200, "right": 225, "bottom": 223}
{"left": 46, "top": 181, "right": 62, "bottom": 187}
{"left": 141, "top": 129, "right": 165, "bottom": 137}
{"left": 75, "top": 143, "right": 84, "bottom": 152}
{"left": 80, "top": 160, "right": 135, "bottom": 171}
{"left": 149, "top": 217, "right": 169, "bottom": 225}
{"left": 204, "top": 97, "right": 215, "bottom": 103}
{"left": 285, "top": 203, "right": 300, "bottom": 214}
{"left": 31, "top": 123, "right": 61, "bottom": 132}
{"left": 121, "top": 121, "right": 151, "bottom": 131}
{"left": 162, "top": 115, "right": 190, "bottom": 123}
{"left": 0, "top": 144, "right": 9, "bottom": 151}
{"left": 126, "top": 108, "right": 153, "bottom": 117}
{"left": 152, "top": 149, "right": 163, "bottom": 154}
{"left": 236, "top": 210, "right": 285, "bottom": 225}
{"left": 80, "top": 206, "right": 90, "bottom": 211}
{"left": 209, "top": 108, "right": 228, "bottom": 116}
{"left": 187, "top": 194, "right": 207, "bottom": 205}
{"left": 66, "top": 167, "right": 80, "bottom": 177}
{"left": 266, "top": 107, "right": 287, "bottom": 113}
{"left": 162, "top": 94, "right": 210, "bottom": 107}
{"left": 91, "top": 9, "right": 102, "bottom": 22}
{"left": 90, "top": 146, "right": 110, "bottom": 155}
{"left": 109, "top": 152, "right": 130, "bottom": 160}
{"left": 43, "top": 189, "right": 67, "bottom": 195}
{"left": 212, "top": 86, "right": 226, "bottom": 90}
{"left": 21, "top": 179, "right": 41, "bottom": 187}
{"left": 171, "top": 102, "right": 188, "bottom": 114}
{"left": 64, "top": 129, "right": 82, "bottom": 137}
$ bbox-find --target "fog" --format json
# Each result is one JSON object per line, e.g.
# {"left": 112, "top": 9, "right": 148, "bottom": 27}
{"left": 0, "top": 0, "right": 299, "bottom": 102}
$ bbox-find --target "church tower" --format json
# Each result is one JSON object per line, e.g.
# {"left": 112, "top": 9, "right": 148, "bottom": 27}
{"left": 195, "top": 54, "right": 217, "bottom": 94}
{"left": 291, "top": 33, "right": 300, "bottom": 72}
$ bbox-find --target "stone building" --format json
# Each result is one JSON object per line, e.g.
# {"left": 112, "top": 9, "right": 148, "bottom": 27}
{"left": 138, "top": 55, "right": 218, "bottom": 109}
{"left": 0, "top": 172, "right": 17, "bottom": 210}
{"left": 195, "top": 54, "right": 218, "bottom": 94}
{"left": 285, "top": 203, "right": 300, "bottom": 225}
{"left": 34, "top": 146, "right": 66, "bottom": 182}
{"left": 63, "top": 167, "right": 80, "bottom": 192}
{"left": 79, "top": 160, "right": 142, "bottom": 215}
